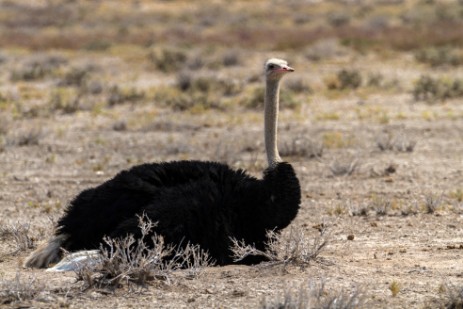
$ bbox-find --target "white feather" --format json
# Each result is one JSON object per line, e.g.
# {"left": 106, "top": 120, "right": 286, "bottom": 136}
{"left": 46, "top": 250, "right": 101, "bottom": 272}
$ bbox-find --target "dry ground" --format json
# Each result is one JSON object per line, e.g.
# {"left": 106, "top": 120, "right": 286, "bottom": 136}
{"left": 1, "top": 1, "right": 463, "bottom": 308}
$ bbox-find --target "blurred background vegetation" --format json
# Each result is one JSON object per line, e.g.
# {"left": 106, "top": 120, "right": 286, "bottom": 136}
{"left": 1, "top": 0, "right": 463, "bottom": 122}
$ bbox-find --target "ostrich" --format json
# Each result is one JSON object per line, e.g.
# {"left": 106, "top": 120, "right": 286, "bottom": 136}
{"left": 24, "top": 58, "right": 301, "bottom": 269}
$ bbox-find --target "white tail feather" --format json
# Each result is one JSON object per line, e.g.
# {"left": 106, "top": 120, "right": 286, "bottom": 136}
{"left": 46, "top": 250, "right": 101, "bottom": 272}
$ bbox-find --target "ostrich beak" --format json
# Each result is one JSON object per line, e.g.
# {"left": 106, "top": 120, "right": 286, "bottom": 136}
{"left": 281, "top": 65, "right": 294, "bottom": 72}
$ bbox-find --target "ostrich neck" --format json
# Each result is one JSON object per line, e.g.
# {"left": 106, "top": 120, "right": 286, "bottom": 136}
{"left": 265, "top": 78, "right": 282, "bottom": 169}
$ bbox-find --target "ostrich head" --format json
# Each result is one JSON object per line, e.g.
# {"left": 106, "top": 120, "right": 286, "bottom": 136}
{"left": 265, "top": 58, "right": 294, "bottom": 81}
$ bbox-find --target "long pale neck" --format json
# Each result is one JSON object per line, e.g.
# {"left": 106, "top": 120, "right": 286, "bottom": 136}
{"left": 264, "top": 78, "right": 282, "bottom": 169}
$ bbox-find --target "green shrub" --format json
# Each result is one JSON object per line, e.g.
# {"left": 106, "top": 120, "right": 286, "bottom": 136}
{"left": 415, "top": 47, "right": 463, "bottom": 67}
{"left": 58, "top": 67, "right": 91, "bottom": 87}
{"left": 154, "top": 86, "right": 223, "bottom": 112}
{"left": 148, "top": 47, "right": 188, "bottom": 73}
{"left": 413, "top": 75, "right": 463, "bottom": 102}
{"left": 285, "top": 78, "right": 312, "bottom": 94}
{"left": 326, "top": 69, "right": 362, "bottom": 90}
{"left": 11, "top": 55, "right": 66, "bottom": 81}
{"left": 107, "top": 85, "right": 145, "bottom": 106}
{"left": 338, "top": 69, "right": 362, "bottom": 89}
{"left": 176, "top": 72, "right": 243, "bottom": 97}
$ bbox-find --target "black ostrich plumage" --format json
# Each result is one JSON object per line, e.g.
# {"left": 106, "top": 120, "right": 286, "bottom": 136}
{"left": 57, "top": 160, "right": 300, "bottom": 265}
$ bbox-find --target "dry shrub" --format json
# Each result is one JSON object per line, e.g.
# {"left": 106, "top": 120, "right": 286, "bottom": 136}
{"left": 305, "top": 39, "right": 348, "bottom": 61}
{"left": 0, "top": 273, "right": 44, "bottom": 305}
{"left": 413, "top": 75, "right": 463, "bottom": 102}
{"left": 423, "top": 192, "right": 443, "bottom": 214}
{"left": 58, "top": 66, "right": 92, "bottom": 87}
{"left": 222, "top": 49, "right": 242, "bottom": 67}
{"left": 326, "top": 69, "right": 362, "bottom": 90}
{"left": 0, "top": 223, "right": 34, "bottom": 254}
{"left": 370, "top": 195, "right": 391, "bottom": 216}
{"left": 48, "top": 88, "right": 82, "bottom": 114}
{"left": 261, "top": 280, "right": 365, "bottom": 309}
{"left": 0, "top": 115, "right": 10, "bottom": 136}
{"left": 107, "top": 85, "right": 145, "bottom": 106}
{"left": 376, "top": 133, "right": 416, "bottom": 152}
{"left": 10, "top": 55, "right": 67, "bottom": 81}
{"left": 231, "top": 226, "right": 329, "bottom": 270}
{"left": 285, "top": 78, "right": 313, "bottom": 94}
{"left": 329, "top": 158, "right": 359, "bottom": 177}
{"left": 415, "top": 47, "right": 463, "bottom": 67}
{"left": 176, "top": 71, "right": 243, "bottom": 96}
{"left": 75, "top": 214, "right": 213, "bottom": 290}
{"left": 154, "top": 84, "right": 226, "bottom": 112}
{"left": 280, "top": 135, "right": 323, "bottom": 159}
{"left": 6, "top": 128, "right": 45, "bottom": 147}
{"left": 439, "top": 282, "right": 463, "bottom": 309}
{"left": 148, "top": 46, "right": 188, "bottom": 73}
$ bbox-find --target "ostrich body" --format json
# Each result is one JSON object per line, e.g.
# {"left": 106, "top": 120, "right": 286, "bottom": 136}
{"left": 24, "top": 58, "right": 301, "bottom": 268}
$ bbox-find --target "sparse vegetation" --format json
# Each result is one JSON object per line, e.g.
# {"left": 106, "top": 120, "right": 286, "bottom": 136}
{"left": 415, "top": 47, "right": 463, "bottom": 67}
{"left": 107, "top": 85, "right": 146, "bottom": 106}
{"left": 370, "top": 195, "right": 391, "bottom": 216}
{"left": 58, "top": 66, "right": 92, "bottom": 87}
{"left": 450, "top": 189, "right": 463, "bottom": 203}
{"left": 280, "top": 135, "right": 323, "bottom": 159}
{"left": 439, "top": 282, "right": 463, "bottom": 309}
{"left": 261, "top": 280, "right": 364, "bottom": 309}
{"left": 329, "top": 158, "right": 359, "bottom": 177}
{"left": 413, "top": 75, "right": 463, "bottom": 102}
{"left": 6, "top": 127, "right": 44, "bottom": 147}
{"left": 148, "top": 46, "right": 188, "bottom": 73}
{"left": 322, "top": 131, "right": 354, "bottom": 149}
{"left": 0, "top": 223, "right": 34, "bottom": 254}
{"left": 389, "top": 280, "right": 401, "bottom": 297}
{"left": 75, "top": 215, "right": 212, "bottom": 290}
{"left": 231, "top": 226, "right": 329, "bottom": 270}
{"left": 222, "top": 49, "right": 241, "bottom": 67}
{"left": 376, "top": 132, "right": 417, "bottom": 152}
{"left": 423, "top": 193, "right": 443, "bottom": 214}
{"left": 326, "top": 69, "right": 362, "bottom": 90}
{"left": 10, "top": 55, "right": 66, "bottom": 81}
{"left": 0, "top": 273, "right": 45, "bottom": 305}
{"left": 285, "top": 78, "right": 312, "bottom": 94}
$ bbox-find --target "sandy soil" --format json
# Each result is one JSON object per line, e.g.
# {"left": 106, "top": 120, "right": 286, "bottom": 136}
{"left": 1, "top": 92, "right": 462, "bottom": 308}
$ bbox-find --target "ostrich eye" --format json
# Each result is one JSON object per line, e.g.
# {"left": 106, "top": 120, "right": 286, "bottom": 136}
{"left": 268, "top": 64, "right": 275, "bottom": 70}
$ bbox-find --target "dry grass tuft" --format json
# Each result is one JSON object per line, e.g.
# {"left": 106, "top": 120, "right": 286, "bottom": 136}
{"left": 231, "top": 226, "right": 329, "bottom": 270}
{"left": 423, "top": 192, "right": 443, "bottom": 214}
{"left": 415, "top": 46, "right": 463, "bottom": 67}
{"left": 440, "top": 282, "right": 463, "bottom": 309}
{"left": 148, "top": 46, "right": 188, "bottom": 73}
{"left": 10, "top": 55, "right": 66, "bottom": 81}
{"left": 376, "top": 133, "right": 416, "bottom": 152}
{"left": 329, "top": 158, "right": 359, "bottom": 177}
{"left": 0, "top": 223, "right": 35, "bottom": 254}
{"left": 326, "top": 69, "right": 362, "bottom": 90}
{"left": 370, "top": 195, "right": 391, "bottom": 216}
{"left": 389, "top": 280, "right": 401, "bottom": 297}
{"left": 261, "top": 280, "right": 365, "bottom": 309}
{"left": 413, "top": 75, "right": 463, "bottom": 103}
{"left": 6, "top": 127, "right": 45, "bottom": 147}
{"left": 280, "top": 135, "right": 323, "bottom": 159}
{"left": 0, "top": 273, "right": 44, "bottom": 305}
